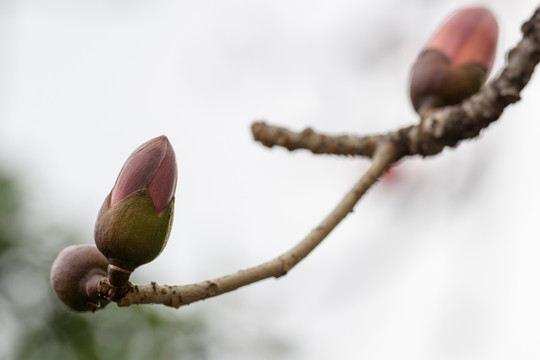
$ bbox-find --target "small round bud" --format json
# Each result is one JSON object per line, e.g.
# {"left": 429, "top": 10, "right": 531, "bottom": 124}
{"left": 50, "top": 245, "right": 109, "bottom": 312}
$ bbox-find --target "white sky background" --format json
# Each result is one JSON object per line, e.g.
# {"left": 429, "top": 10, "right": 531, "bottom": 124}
{"left": 2, "top": 0, "right": 540, "bottom": 359}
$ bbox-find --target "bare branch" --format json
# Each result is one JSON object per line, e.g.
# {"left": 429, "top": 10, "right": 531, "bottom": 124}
{"left": 108, "top": 141, "right": 397, "bottom": 308}
{"left": 95, "top": 6, "right": 540, "bottom": 310}
{"left": 253, "top": 6, "right": 540, "bottom": 158}
{"left": 251, "top": 122, "right": 384, "bottom": 157}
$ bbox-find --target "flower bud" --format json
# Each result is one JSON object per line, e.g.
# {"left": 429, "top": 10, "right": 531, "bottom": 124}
{"left": 410, "top": 7, "right": 498, "bottom": 113}
{"left": 94, "top": 136, "right": 177, "bottom": 287}
{"left": 110, "top": 135, "right": 177, "bottom": 213}
{"left": 50, "top": 245, "right": 109, "bottom": 312}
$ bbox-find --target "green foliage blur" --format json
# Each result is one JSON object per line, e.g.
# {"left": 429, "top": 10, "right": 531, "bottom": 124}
{"left": 0, "top": 172, "right": 210, "bottom": 360}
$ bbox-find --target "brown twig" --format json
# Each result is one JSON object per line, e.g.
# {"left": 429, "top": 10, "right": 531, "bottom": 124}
{"left": 251, "top": 122, "right": 384, "bottom": 157}
{"left": 109, "top": 141, "right": 397, "bottom": 308}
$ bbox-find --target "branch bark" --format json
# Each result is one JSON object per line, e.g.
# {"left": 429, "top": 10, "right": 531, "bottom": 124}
{"left": 251, "top": 122, "right": 384, "bottom": 157}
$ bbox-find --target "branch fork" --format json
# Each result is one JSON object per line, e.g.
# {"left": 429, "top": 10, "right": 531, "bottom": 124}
{"left": 102, "top": 6, "right": 540, "bottom": 308}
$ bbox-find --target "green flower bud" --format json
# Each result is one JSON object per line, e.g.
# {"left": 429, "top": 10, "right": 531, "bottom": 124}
{"left": 94, "top": 191, "right": 174, "bottom": 286}
{"left": 50, "top": 245, "right": 109, "bottom": 312}
{"left": 94, "top": 136, "right": 177, "bottom": 287}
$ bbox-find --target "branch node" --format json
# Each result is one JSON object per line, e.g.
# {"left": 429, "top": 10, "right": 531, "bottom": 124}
{"left": 205, "top": 281, "right": 219, "bottom": 297}
{"left": 275, "top": 257, "right": 286, "bottom": 278}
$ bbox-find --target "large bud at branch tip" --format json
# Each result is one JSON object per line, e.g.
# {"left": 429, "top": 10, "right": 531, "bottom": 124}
{"left": 50, "top": 245, "right": 109, "bottom": 312}
{"left": 409, "top": 7, "right": 498, "bottom": 114}
{"left": 94, "top": 135, "right": 177, "bottom": 287}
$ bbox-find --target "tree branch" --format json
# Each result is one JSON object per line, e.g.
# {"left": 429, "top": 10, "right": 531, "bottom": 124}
{"left": 251, "top": 122, "right": 384, "bottom": 157}
{"left": 104, "top": 141, "right": 397, "bottom": 308}
{"left": 97, "top": 5, "right": 540, "bottom": 309}
{"left": 252, "top": 6, "right": 540, "bottom": 158}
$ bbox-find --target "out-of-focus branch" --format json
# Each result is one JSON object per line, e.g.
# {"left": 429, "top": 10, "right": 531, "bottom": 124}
{"left": 104, "top": 141, "right": 397, "bottom": 308}
{"left": 251, "top": 122, "right": 384, "bottom": 157}
{"left": 253, "top": 6, "right": 540, "bottom": 159}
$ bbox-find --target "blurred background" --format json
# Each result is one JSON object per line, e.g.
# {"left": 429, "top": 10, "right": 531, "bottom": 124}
{"left": 1, "top": 0, "right": 540, "bottom": 359}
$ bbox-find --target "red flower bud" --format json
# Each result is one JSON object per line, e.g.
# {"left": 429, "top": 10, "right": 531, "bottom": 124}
{"left": 111, "top": 135, "right": 177, "bottom": 212}
{"left": 427, "top": 7, "right": 498, "bottom": 71}
{"left": 95, "top": 136, "right": 177, "bottom": 287}
{"left": 409, "top": 7, "right": 498, "bottom": 113}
